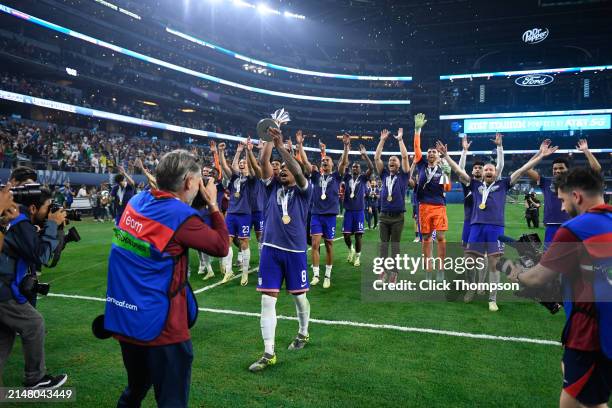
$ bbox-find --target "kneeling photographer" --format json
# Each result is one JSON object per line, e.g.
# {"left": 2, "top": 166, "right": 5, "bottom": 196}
{"left": 0, "top": 166, "right": 68, "bottom": 388}
{"left": 507, "top": 168, "right": 611, "bottom": 408}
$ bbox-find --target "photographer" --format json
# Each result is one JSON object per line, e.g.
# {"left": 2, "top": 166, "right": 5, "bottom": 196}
{"left": 0, "top": 184, "right": 68, "bottom": 388}
{"left": 0, "top": 184, "right": 18, "bottom": 253}
{"left": 104, "top": 150, "right": 228, "bottom": 407}
{"left": 508, "top": 168, "right": 611, "bottom": 408}
{"left": 524, "top": 191, "right": 541, "bottom": 228}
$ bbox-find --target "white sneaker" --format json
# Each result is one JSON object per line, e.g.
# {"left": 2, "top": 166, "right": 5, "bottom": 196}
{"left": 413, "top": 237, "right": 420, "bottom": 243}
{"left": 323, "top": 277, "right": 331, "bottom": 289}
{"left": 347, "top": 250, "right": 354, "bottom": 263}
{"left": 353, "top": 257, "right": 360, "bottom": 267}
{"left": 310, "top": 276, "right": 320, "bottom": 286}
{"left": 240, "top": 273, "right": 248, "bottom": 286}
{"left": 221, "top": 271, "right": 235, "bottom": 283}
{"left": 488, "top": 301, "right": 499, "bottom": 312}
{"left": 202, "top": 270, "right": 215, "bottom": 281}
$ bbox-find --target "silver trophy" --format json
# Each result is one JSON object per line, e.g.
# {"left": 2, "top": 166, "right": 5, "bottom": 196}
{"left": 257, "top": 108, "right": 291, "bottom": 142}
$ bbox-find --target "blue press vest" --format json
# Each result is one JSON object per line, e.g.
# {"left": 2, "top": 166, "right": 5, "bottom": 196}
{"left": 7, "top": 213, "right": 29, "bottom": 304}
{"left": 561, "top": 208, "right": 612, "bottom": 358}
{"left": 104, "top": 191, "right": 200, "bottom": 342}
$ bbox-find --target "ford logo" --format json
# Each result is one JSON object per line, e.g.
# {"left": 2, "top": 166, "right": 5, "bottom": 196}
{"left": 522, "top": 28, "right": 549, "bottom": 44}
{"left": 515, "top": 74, "right": 554, "bottom": 87}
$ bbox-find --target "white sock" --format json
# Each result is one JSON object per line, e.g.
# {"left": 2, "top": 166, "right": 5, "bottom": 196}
{"left": 292, "top": 293, "right": 310, "bottom": 337}
{"left": 197, "top": 251, "right": 207, "bottom": 272}
{"left": 260, "top": 294, "right": 277, "bottom": 355}
{"left": 489, "top": 269, "right": 500, "bottom": 302}
{"left": 237, "top": 250, "right": 243, "bottom": 264}
{"left": 354, "top": 252, "right": 361, "bottom": 260}
{"left": 325, "top": 264, "right": 333, "bottom": 279}
{"left": 241, "top": 249, "right": 251, "bottom": 274}
{"left": 436, "top": 270, "right": 445, "bottom": 282}
{"left": 312, "top": 266, "right": 320, "bottom": 278}
{"left": 224, "top": 247, "right": 233, "bottom": 272}
{"left": 350, "top": 245, "right": 355, "bottom": 254}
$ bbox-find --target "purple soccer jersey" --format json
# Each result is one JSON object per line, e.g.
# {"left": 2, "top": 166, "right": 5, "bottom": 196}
{"left": 342, "top": 173, "right": 369, "bottom": 211}
{"left": 539, "top": 176, "right": 570, "bottom": 225}
{"left": 468, "top": 177, "right": 512, "bottom": 226}
{"left": 252, "top": 179, "right": 266, "bottom": 213}
{"left": 380, "top": 168, "right": 410, "bottom": 213}
{"left": 262, "top": 178, "right": 313, "bottom": 252}
{"left": 415, "top": 160, "right": 446, "bottom": 206}
{"left": 311, "top": 171, "right": 342, "bottom": 215}
{"left": 227, "top": 174, "right": 255, "bottom": 215}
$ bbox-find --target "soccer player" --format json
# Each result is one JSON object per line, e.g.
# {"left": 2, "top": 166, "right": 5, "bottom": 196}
{"left": 525, "top": 138, "right": 601, "bottom": 246}
{"left": 458, "top": 134, "right": 504, "bottom": 300}
{"left": 366, "top": 179, "right": 380, "bottom": 230}
{"left": 412, "top": 113, "right": 449, "bottom": 281}
{"left": 373, "top": 127, "right": 411, "bottom": 282}
{"left": 342, "top": 142, "right": 374, "bottom": 267}
{"left": 298, "top": 134, "right": 348, "bottom": 289}
{"left": 218, "top": 141, "right": 255, "bottom": 286}
{"left": 249, "top": 128, "right": 313, "bottom": 373}
{"left": 246, "top": 140, "right": 265, "bottom": 253}
{"left": 439, "top": 139, "right": 559, "bottom": 311}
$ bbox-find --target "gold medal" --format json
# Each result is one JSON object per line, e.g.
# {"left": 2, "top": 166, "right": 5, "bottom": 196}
{"left": 479, "top": 203, "right": 486, "bottom": 210}
{"left": 234, "top": 192, "right": 240, "bottom": 198}
{"left": 321, "top": 194, "right": 327, "bottom": 200}
{"left": 282, "top": 215, "right": 291, "bottom": 224}
{"left": 387, "top": 195, "right": 393, "bottom": 202}
{"left": 350, "top": 193, "right": 355, "bottom": 199}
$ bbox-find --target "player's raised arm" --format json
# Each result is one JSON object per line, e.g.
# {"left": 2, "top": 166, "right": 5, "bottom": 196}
{"left": 436, "top": 140, "right": 470, "bottom": 185}
{"left": 338, "top": 133, "right": 350, "bottom": 176}
{"left": 271, "top": 128, "right": 307, "bottom": 189}
{"left": 217, "top": 142, "right": 233, "bottom": 180}
{"left": 493, "top": 133, "right": 504, "bottom": 178}
{"left": 396, "top": 127, "right": 411, "bottom": 173}
{"left": 295, "top": 130, "right": 313, "bottom": 176}
{"left": 246, "top": 138, "right": 262, "bottom": 179}
{"left": 360, "top": 144, "right": 375, "bottom": 177}
{"left": 510, "top": 139, "right": 558, "bottom": 185}
{"left": 576, "top": 138, "right": 602, "bottom": 173}
{"left": 413, "top": 113, "right": 427, "bottom": 164}
{"left": 231, "top": 142, "right": 245, "bottom": 175}
{"left": 210, "top": 140, "right": 223, "bottom": 182}
{"left": 260, "top": 140, "right": 274, "bottom": 180}
{"left": 458, "top": 135, "right": 471, "bottom": 171}
{"left": 374, "top": 129, "right": 389, "bottom": 174}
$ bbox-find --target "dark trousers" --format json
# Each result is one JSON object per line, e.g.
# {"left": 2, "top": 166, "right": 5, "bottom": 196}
{"left": 379, "top": 213, "right": 404, "bottom": 260}
{"left": 366, "top": 206, "right": 378, "bottom": 229}
{"left": 117, "top": 340, "right": 193, "bottom": 408}
{"left": 525, "top": 209, "right": 539, "bottom": 228}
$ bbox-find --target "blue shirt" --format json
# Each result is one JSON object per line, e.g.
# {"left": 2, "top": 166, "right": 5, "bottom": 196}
{"left": 262, "top": 178, "right": 313, "bottom": 252}
{"left": 540, "top": 176, "right": 570, "bottom": 225}
{"left": 228, "top": 174, "right": 255, "bottom": 215}
{"left": 469, "top": 177, "right": 512, "bottom": 226}
{"left": 415, "top": 161, "right": 446, "bottom": 205}
{"left": 343, "top": 173, "right": 368, "bottom": 211}
{"left": 380, "top": 168, "right": 410, "bottom": 213}
{"left": 310, "top": 171, "right": 342, "bottom": 215}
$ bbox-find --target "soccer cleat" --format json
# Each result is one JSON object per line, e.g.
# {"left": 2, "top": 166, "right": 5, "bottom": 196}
{"left": 310, "top": 276, "right": 320, "bottom": 286}
{"left": 353, "top": 257, "right": 361, "bottom": 267}
{"left": 413, "top": 237, "right": 420, "bottom": 243}
{"left": 221, "top": 271, "right": 235, "bottom": 283}
{"left": 26, "top": 374, "right": 68, "bottom": 389}
{"left": 248, "top": 353, "right": 277, "bottom": 372}
{"left": 323, "top": 277, "right": 331, "bottom": 289}
{"left": 197, "top": 268, "right": 206, "bottom": 275}
{"left": 202, "top": 270, "right": 215, "bottom": 281}
{"left": 347, "top": 248, "right": 355, "bottom": 263}
{"left": 240, "top": 273, "right": 248, "bottom": 286}
{"left": 488, "top": 301, "right": 499, "bottom": 312}
{"left": 288, "top": 333, "right": 310, "bottom": 350}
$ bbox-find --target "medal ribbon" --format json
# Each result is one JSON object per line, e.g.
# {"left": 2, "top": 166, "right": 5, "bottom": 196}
{"left": 349, "top": 177, "right": 360, "bottom": 198}
{"left": 320, "top": 174, "right": 331, "bottom": 197}
{"left": 385, "top": 174, "right": 397, "bottom": 198}
{"left": 480, "top": 181, "right": 496, "bottom": 208}
{"left": 281, "top": 187, "right": 290, "bottom": 218}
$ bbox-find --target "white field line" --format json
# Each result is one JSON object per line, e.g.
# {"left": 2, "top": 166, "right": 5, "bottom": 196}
{"left": 46, "top": 292, "right": 560, "bottom": 346}
{"left": 193, "top": 236, "right": 344, "bottom": 294}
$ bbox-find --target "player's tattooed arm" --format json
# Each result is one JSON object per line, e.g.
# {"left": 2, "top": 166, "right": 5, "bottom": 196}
{"left": 260, "top": 141, "right": 274, "bottom": 180}
{"left": 435, "top": 141, "right": 470, "bottom": 185}
{"left": 270, "top": 128, "right": 308, "bottom": 190}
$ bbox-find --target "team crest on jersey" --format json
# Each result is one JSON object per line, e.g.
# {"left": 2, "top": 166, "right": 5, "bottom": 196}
{"left": 478, "top": 184, "right": 500, "bottom": 194}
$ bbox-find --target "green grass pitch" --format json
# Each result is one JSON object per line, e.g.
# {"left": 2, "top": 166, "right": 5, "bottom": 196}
{"left": 3, "top": 203, "right": 565, "bottom": 407}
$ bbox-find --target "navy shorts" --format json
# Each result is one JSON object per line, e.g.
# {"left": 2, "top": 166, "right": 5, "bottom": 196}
{"left": 311, "top": 214, "right": 337, "bottom": 240}
{"left": 251, "top": 211, "right": 264, "bottom": 233}
{"left": 226, "top": 213, "right": 251, "bottom": 238}
{"left": 466, "top": 224, "right": 504, "bottom": 256}
{"left": 563, "top": 348, "right": 611, "bottom": 405}
{"left": 342, "top": 210, "right": 365, "bottom": 234}
{"left": 257, "top": 245, "right": 309, "bottom": 293}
